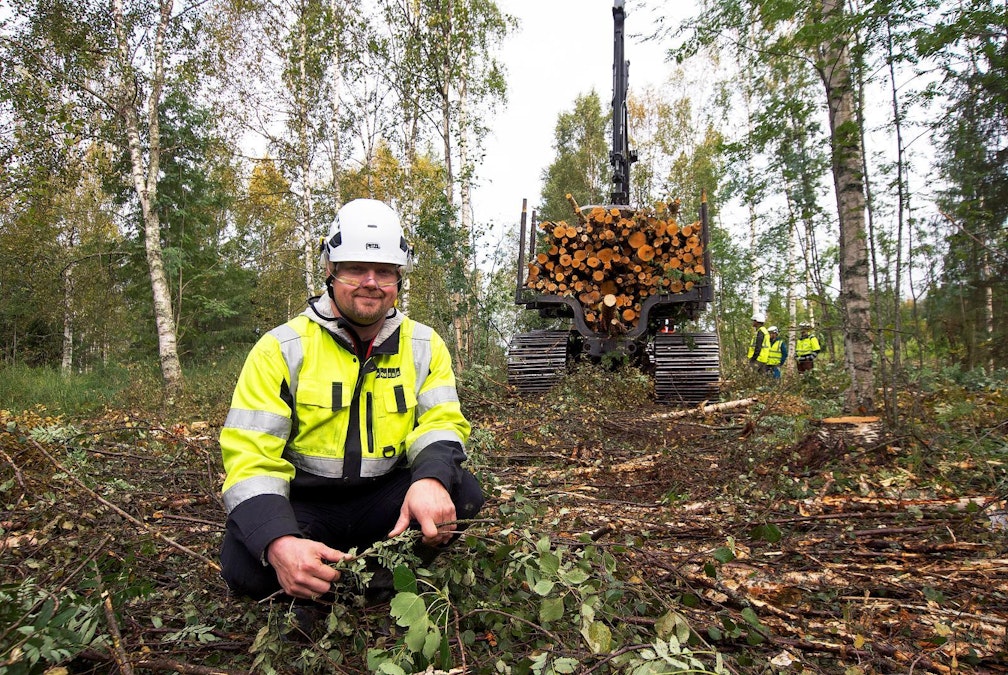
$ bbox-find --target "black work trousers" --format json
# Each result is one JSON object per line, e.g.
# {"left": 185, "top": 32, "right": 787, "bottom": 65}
{"left": 220, "top": 468, "right": 485, "bottom": 600}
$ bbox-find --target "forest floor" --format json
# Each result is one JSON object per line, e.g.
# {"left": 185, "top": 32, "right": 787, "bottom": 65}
{"left": 1, "top": 371, "right": 1007, "bottom": 674}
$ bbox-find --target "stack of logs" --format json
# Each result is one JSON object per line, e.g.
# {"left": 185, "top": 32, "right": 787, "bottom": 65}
{"left": 524, "top": 194, "right": 708, "bottom": 334}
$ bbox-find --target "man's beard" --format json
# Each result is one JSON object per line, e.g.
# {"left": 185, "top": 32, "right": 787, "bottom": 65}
{"left": 345, "top": 293, "right": 388, "bottom": 325}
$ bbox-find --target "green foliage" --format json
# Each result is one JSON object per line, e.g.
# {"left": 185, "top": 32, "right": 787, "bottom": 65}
{"left": 550, "top": 361, "right": 653, "bottom": 413}
{"left": 0, "top": 579, "right": 106, "bottom": 673}
{"left": 232, "top": 158, "right": 305, "bottom": 331}
{"left": 120, "top": 87, "right": 250, "bottom": 363}
{"left": 241, "top": 487, "right": 729, "bottom": 673}
{"left": 0, "top": 347, "right": 247, "bottom": 419}
{"left": 539, "top": 92, "right": 609, "bottom": 221}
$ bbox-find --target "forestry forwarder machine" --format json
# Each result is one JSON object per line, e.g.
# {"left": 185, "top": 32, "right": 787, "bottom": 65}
{"left": 506, "top": 0, "right": 720, "bottom": 405}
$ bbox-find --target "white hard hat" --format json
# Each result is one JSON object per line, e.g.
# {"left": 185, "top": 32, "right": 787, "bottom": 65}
{"left": 752, "top": 311, "right": 765, "bottom": 323}
{"left": 768, "top": 325, "right": 778, "bottom": 333}
{"left": 320, "top": 199, "right": 414, "bottom": 272}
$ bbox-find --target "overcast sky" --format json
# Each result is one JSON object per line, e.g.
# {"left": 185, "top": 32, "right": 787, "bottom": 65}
{"left": 473, "top": 0, "right": 697, "bottom": 232}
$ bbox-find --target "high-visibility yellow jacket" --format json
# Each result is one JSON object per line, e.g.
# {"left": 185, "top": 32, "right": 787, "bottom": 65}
{"left": 219, "top": 299, "right": 470, "bottom": 560}
{"left": 766, "top": 338, "right": 787, "bottom": 366}
{"left": 747, "top": 326, "right": 770, "bottom": 364}
{"left": 796, "top": 335, "right": 821, "bottom": 359}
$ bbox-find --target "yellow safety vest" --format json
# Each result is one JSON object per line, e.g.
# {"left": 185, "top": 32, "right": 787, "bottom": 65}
{"left": 796, "top": 335, "right": 821, "bottom": 358}
{"left": 766, "top": 338, "right": 784, "bottom": 366}
{"left": 747, "top": 326, "right": 771, "bottom": 364}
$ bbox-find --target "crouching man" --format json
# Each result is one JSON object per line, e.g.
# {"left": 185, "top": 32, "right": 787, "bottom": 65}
{"left": 218, "top": 199, "right": 484, "bottom": 607}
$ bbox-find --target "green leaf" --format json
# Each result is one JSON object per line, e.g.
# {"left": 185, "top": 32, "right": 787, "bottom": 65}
{"left": 538, "top": 551, "right": 560, "bottom": 576}
{"left": 404, "top": 617, "right": 429, "bottom": 652}
{"left": 740, "top": 607, "right": 764, "bottom": 630}
{"left": 560, "top": 567, "right": 589, "bottom": 585}
{"left": 581, "top": 620, "right": 612, "bottom": 653}
{"left": 532, "top": 579, "right": 555, "bottom": 596}
{"left": 538, "top": 596, "right": 564, "bottom": 624}
{"left": 392, "top": 565, "right": 417, "bottom": 593}
{"left": 712, "top": 546, "right": 735, "bottom": 563}
{"left": 389, "top": 592, "right": 427, "bottom": 627}
{"left": 422, "top": 624, "right": 442, "bottom": 659}
{"left": 554, "top": 656, "right": 579, "bottom": 673}
{"left": 655, "top": 611, "right": 677, "bottom": 640}
{"left": 750, "top": 523, "right": 782, "bottom": 543}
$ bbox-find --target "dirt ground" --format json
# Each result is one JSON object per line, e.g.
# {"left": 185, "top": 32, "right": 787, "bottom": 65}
{"left": 470, "top": 395, "right": 1008, "bottom": 674}
{"left": 2, "top": 394, "right": 1006, "bottom": 673}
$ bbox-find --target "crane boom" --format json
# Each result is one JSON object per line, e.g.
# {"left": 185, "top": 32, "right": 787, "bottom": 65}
{"left": 610, "top": 0, "right": 637, "bottom": 205}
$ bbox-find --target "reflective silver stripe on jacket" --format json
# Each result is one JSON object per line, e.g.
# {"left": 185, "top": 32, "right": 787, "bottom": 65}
{"left": 411, "top": 323, "right": 433, "bottom": 397}
{"left": 224, "top": 408, "right": 291, "bottom": 439}
{"left": 223, "top": 475, "right": 289, "bottom": 513}
{"left": 282, "top": 448, "right": 401, "bottom": 478}
{"left": 407, "top": 429, "right": 462, "bottom": 463}
{"left": 269, "top": 324, "right": 304, "bottom": 401}
{"left": 418, "top": 385, "right": 459, "bottom": 414}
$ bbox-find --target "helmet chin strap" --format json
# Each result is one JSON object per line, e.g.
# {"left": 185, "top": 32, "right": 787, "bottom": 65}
{"left": 326, "top": 274, "right": 382, "bottom": 329}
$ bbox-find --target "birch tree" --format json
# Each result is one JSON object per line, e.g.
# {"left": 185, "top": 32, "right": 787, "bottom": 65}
{"left": 673, "top": 0, "right": 876, "bottom": 411}
{"left": 214, "top": 0, "right": 350, "bottom": 297}
{"left": 1, "top": 0, "right": 215, "bottom": 395}
{"left": 375, "top": 0, "right": 511, "bottom": 370}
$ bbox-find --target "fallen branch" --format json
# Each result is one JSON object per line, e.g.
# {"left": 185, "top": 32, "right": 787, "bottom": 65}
{"left": 646, "top": 397, "right": 757, "bottom": 420}
{"left": 26, "top": 436, "right": 221, "bottom": 572}
{"left": 771, "top": 635, "right": 952, "bottom": 674}
{"left": 96, "top": 561, "right": 134, "bottom": 675}
{"left": 131, "top": 659, "right": 248, "bottom": 675}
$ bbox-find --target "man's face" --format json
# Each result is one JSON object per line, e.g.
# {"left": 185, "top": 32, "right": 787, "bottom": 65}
{"left": 330, "top": 261, "right": 400, "bottom": 325}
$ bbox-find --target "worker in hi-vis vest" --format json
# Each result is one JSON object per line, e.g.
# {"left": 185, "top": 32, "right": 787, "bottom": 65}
{"left": 218, "top": 199, "right": 484, "bottom": 624}
{"left": 795, "top": 322, "right": 822, "bottom": 373}
{"left": 747, "top": 311, "right": 771, "bottom": 374}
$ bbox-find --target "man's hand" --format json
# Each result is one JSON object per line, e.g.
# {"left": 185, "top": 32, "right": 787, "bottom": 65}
{"left": 388, "top": 477, "right": 456, "bottom": 546}
{"left": 266, "top": 535, "right": 350, "bottom": 600}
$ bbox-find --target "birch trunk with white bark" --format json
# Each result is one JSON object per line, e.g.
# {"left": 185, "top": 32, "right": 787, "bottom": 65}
{"left": 61, "top": 263, "right": 74, "bottom": 375}
{"left": 113, "top": 0, "right": 183, "bottom": 397}
{"left": 818, "top": 0, "right": 874, "bottom": 413}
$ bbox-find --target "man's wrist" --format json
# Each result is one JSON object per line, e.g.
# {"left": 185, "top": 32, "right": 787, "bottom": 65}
{"left": 264, "top": 534, "right": 297, "bottom": 567}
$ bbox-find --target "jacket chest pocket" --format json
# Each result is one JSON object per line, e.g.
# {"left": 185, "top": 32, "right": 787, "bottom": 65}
{"left": 296, "top": 377, "right": 350, "bottom": 455}
{"left": 369, "top": 382, "right": 417, "bottom": 458}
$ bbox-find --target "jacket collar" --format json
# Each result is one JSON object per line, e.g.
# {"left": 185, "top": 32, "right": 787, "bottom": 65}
{"left": 303, "top": 295, "right": 405, "bottom": 351}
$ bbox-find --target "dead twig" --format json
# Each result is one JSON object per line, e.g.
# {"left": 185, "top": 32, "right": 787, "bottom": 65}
{"left": 96, "top": 561, "right": 134, "bottom": 675}
{"left": 131, "top": 658, "right": 250, "bottom": 674}
{"left": 26, "top": 436, "right": 221, "bottom": 572}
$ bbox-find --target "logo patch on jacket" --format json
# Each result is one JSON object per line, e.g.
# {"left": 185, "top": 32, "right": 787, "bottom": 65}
{"left": 375, "top": 367, "right": 401, "bottom": 379}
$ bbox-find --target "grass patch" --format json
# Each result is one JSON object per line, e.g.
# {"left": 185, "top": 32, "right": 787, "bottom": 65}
{"left": 0, "top": 362, "right": 133, "bottom": 416}
{"left": 0, "top": 349, "right": 248, "bottom": 421}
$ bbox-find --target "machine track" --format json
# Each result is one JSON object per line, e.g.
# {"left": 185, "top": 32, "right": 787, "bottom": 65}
{"left": 653, "top": 331, "right": 720, "bottom": 405}
{"left": 507, "top": 330, "right": 570, "bottom": 394}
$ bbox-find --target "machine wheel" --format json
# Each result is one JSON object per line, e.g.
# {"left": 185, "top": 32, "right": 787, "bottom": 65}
{"left": 507, "top": 330, "right": 570, "bottom": 394}
{"left": 653, "top": 331, "right": 720, "bottom": 405}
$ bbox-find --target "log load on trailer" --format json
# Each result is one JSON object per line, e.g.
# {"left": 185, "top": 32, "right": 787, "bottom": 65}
{"left": 507, "top": 0, "right": 720, "bottom": 405}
